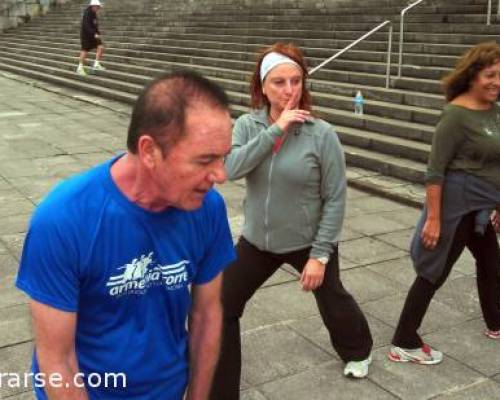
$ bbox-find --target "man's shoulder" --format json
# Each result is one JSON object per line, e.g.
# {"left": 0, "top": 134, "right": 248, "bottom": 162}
{"left": 34, "top": 160, "right": 110, "bottom": 223}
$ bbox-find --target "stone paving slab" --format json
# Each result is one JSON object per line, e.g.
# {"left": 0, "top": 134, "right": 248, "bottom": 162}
{"left": 288, "top": 312, "right": 394, "bottom": 354}
{"left": 0, "top": 304, "right": 32, "bottom": 348}
{"left": 340, "top": 237, "right": 407, "bottom": 266}
{"left": 257, "top": 361, "right": 397, "bottom": 400}
{"left": 369, "top": 345, "right": 486, "bottom": 400}
{"left": 426, "top": 319, "right": 500, "bottom": 376}
{"left": 0, "top": 274, "right": 28, "bottom": 309}
{"left": 0, "top": 342, "right": 34, "bottom": 399}
{"left": 363, "top": 290, "right": 473, "bottom": 336}
{"left": 241, "top": 324, "right": 334, "bottom": 386}
{"left": 0, "top": 74, "right": 499, "bottom": 400}
{"left": 432, "top": 380, "right": 500, "bottom": 400}
{"left": 366, "top": 256, "right": 465, "bottom": 288}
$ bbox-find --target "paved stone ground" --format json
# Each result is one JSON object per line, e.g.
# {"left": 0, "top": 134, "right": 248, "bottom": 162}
{"left": 0, "top": 72, "right": 499, "bottom": 400}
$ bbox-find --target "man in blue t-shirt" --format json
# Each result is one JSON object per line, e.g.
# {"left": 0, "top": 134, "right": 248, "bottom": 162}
{"left": 16, "top": 71, "right": 236, "bottom": 399}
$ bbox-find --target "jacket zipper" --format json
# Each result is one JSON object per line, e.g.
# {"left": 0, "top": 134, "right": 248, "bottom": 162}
{"left": 264, "top": 154, "right": 276, "bottom": 250}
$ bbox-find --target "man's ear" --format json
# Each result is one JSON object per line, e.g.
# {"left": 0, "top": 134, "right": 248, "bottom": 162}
{"left": 137, "top": 135, "right": 161, "bottom": 169}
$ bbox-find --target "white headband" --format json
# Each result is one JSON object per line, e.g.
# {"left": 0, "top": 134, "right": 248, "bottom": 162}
{"left": 260, "top": 52, "right": 300, "bottom": 83}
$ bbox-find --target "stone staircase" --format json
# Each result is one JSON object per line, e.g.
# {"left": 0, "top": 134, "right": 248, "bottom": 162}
{"left": 0, "top": 0, "right": 499, "bottom": 206}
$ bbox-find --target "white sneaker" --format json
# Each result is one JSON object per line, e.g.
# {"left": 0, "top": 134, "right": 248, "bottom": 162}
{"left": 92, "top": 62, "right": 106, "bottom": 71}
{"left": 76, "top": 65, "right": 87, "bottom": 76}
{"left": 343, "top": 354, "right": 372, "bottom": 378}
{"left": 388, "top": 344, "right": 443, "bottom": 365}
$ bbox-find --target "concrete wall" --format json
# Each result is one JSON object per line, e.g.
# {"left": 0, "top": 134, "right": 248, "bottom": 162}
{"left": 0, "top": 0, "right": 71, "bottom": 32}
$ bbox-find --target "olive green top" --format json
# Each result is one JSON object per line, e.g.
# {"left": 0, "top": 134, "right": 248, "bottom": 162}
{"left": 426, "top": 103, "right": 500, "bottom": 190}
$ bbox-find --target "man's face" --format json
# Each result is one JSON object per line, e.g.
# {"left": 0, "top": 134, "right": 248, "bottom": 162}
{"left": 151, "top": 102, "right": 232, "bottom": 211}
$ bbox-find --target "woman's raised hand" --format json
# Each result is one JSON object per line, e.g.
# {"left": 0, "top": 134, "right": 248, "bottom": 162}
{"left": 275, "top": 97, "right": 310, "bottom": 134}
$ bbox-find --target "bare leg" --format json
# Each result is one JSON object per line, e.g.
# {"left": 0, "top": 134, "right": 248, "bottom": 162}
{"left": 79, "top": 50, "right": 88, "bottom": 65}
{"left": 95, "top": 45, "right": 104, "bottom": 61}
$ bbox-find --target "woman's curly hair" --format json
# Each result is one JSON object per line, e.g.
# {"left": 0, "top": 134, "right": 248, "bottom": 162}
{"left": 442, "top": 41, "right": 500, "bottom": 102}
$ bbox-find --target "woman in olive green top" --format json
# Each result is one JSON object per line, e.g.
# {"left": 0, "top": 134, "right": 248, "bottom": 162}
{"left": 389, "top": 42, "right": 500, "bottom": 365}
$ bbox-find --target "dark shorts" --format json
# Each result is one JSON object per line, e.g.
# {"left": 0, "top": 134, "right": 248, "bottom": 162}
{"left": 81, "top": 35, "right": 102, "bottom": 51}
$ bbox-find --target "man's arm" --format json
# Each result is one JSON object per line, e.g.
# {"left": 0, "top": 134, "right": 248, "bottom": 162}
{"left": 185, "top": 273, "right": 223, "bottom": 400}
{"left": 30, "top": 300, "right": 88, "bottom": 400}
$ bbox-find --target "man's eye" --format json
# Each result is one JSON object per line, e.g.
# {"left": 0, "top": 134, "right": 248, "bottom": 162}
{"left": 197, "top": 159, "right": 213, "bottom": 166}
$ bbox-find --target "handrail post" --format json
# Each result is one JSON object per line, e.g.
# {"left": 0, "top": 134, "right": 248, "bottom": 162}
{"left": 397, "top": 11, "right": 405, "bottom": 77}
{"left": 386, "top": 24, "right": 393, "bottom": 88}
{"left": 397, "top": 0, "right": 425, "bottom": 79}
{"left": 487, "top": 0, "right": 492, "bottom": 25}
{"left": 498, "top": 0, "right": 500, "bottom": 15}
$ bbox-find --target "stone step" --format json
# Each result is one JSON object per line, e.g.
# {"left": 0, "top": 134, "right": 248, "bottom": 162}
{"left": 0, "top": 37, "right": 452, "bottom": 85}
{"left": 35, "top": 12, "right": 500, "bottom": 25}
{"left": 16, "top": 23, "right": 500, "bottom": 46}
{"left": 3, "top": 29, "right": 473, "bottom": 59}
{"left": 313, "top": 92, "right": 440, "bottom": 126}
{"left": 334, "top": 125, "right": 430, "bottom": 163}
{"left": 0, "top": 41, "right": 443, "bottom": 115}
{"left": 50, "top": 3, "right": 493, "bottom": 17}
{"left": 230, "top": 88, "right": 435, "bottom": 144}
{"left": 17, "top": 18, "right": 500, "bottom": 35}
{"left": 343, "top": 144, "right": 426, "bottom": 184}
{"left": 0, "top": 53, "right": 433, "bottom": 170}
{"left": 309, "top": 79, "right": 444, "bottom": 110}
{"left": 0, "top": 47, "right": 437, "bottom": 146}
{"left": 0, "top": 37, "right": 448, "bottom": 96}
{"left": 4, "top": 32, "right": 463, "bottom": 70}
{"left": 0, "top": 61, "right": 137, "bottom": 104}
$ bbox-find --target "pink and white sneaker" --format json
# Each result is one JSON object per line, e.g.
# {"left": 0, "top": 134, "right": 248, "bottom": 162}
{"left": 388, "top": 343, "right": 443, "bottom": 365}
{"left": 485, "top": 329, "right": 500, "bottom": 339}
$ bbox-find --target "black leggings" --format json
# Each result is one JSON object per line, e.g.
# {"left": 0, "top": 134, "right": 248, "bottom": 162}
{"left": 210, "top": 237, "right": 373, "bottom": 400}
{"left": 392, "top": 212, "right": 500, "bottom": 348}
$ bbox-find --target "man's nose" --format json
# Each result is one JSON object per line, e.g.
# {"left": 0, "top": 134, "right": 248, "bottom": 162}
{"left": 209, "top": 160, "right": 227, "bottom": 184}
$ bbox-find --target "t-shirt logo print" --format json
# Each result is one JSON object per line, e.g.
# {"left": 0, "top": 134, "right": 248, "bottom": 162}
{"left": 106, "top": 252, "right": 190, "bottom": 297}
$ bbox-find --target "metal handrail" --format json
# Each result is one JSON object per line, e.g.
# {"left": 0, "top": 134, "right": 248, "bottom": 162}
{"left": 309, "top": 20, "right": 393, "bottom": 89}
{"left": 398, "top": 0, "right": 498, "bottom": 75}
{"left": 486, "top": 0, "right": 500, "bottom": 25}
{"left": 397, "top": 0, "right": 425, "bottom": 78}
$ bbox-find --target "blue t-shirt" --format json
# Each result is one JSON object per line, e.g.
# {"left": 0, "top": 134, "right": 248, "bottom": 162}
{"left": 16, "top": 157, "right": 235, "bottom": 399}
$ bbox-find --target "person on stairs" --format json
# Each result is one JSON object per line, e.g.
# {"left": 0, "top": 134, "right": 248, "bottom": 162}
{"left": 76, "top": 0, "right": 105, "bottom": 76}
{"left": 389, "top": 42, "right": 500, "bottom": 366}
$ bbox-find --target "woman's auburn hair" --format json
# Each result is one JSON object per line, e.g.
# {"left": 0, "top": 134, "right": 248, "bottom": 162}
{"left": 249, "top": 42, "right": 312, "bottom": 111}
{"left": 442, "top": 41, "right": 500, "bottom": 102}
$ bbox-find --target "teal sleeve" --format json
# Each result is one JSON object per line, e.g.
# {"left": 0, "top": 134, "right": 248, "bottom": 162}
{"left": 224, "top": 114, "right": 283, "bottom": 180}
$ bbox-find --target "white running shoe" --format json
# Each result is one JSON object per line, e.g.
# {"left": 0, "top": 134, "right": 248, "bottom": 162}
{"left": 388, "top": 344, "right": 443, "bottom": 365}
{"left": 76, "top": 65, "right": 87, "bottom": 76}
{"left": 343, "top": 354, "right": 372, "bottom": 378}
{"left": 92, "top": 62, "right": 106, "bottom": 71}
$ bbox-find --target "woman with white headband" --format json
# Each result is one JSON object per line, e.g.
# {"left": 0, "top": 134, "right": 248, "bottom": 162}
{"left": 210, "top": 42, "right": 373, "bottom": 399}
